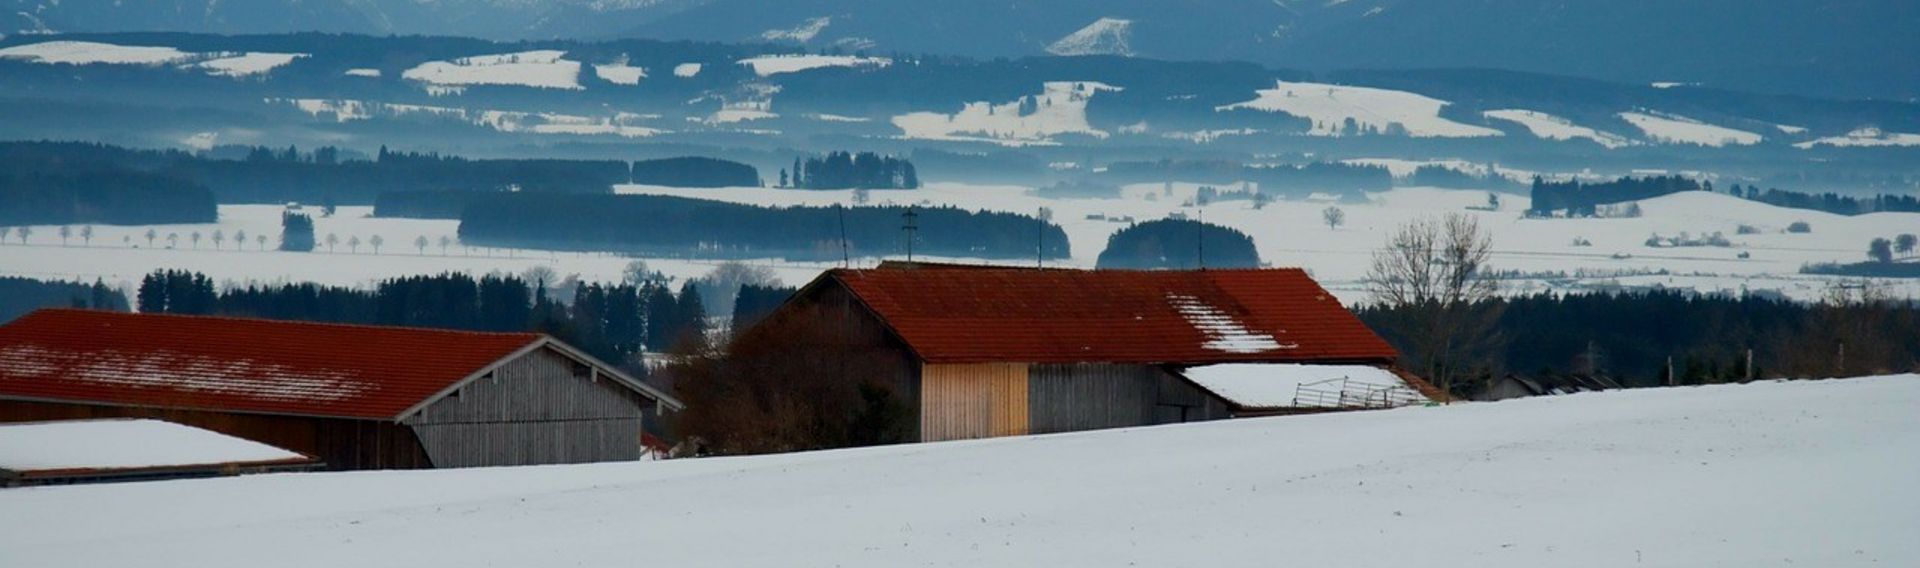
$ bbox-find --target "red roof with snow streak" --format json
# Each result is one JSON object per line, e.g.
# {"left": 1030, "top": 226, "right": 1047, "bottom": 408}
{"left": 0, "top": 309, "right": 542, "bottom": 420}
{"left": 822, "top": 266, "right": 1397, "bottom": 364}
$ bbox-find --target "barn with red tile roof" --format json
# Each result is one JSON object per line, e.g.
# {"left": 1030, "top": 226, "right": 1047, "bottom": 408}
{"left": 0, "top": 309, "right": 683, "bottom": 470}
{"left": 754, "top": 263, "right": 1432, "bottom": 442}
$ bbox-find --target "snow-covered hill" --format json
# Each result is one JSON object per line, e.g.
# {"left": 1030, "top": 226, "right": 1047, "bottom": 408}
{"left": 2, "top": 374, "right": 1914, "bottom": 567}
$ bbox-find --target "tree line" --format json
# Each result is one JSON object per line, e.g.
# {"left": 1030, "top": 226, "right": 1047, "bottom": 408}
{"left": 1527, "top": 175, "right": 1703, "bottom": 217}
{"left": 1727, "top": 184, "right": 1920, "bottom": 216}
{"left": 1359, "top": 290, "right": 1920, "bottom": 397}
{"left": 457, "top": 194, "right": 1069, "bottom": 261}
{"left": 0, "top": 168, "right": 216, "bottom": 226}
{"left": 1094, "top": 160, "right": 1392, "bottom": 198}
{"left": 134, "top": 269, "right": 712, "bottom": 367}
{"left": 1094, "top": 218, "right": 1261, "bottom": 270}
{"left": 0, "top": 277, "right": 127, "bottom": 323}
{"left": 783, "top": 152, "right": 920, "bottom": 190}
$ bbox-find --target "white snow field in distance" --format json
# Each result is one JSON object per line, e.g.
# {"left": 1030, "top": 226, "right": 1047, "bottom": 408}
{"left": 401, "top": 50, "right": 584, "bottom": 90}
{"left": 6, "top": 186, "right": 1918, "bottom": 304}
{"left": 196, "top": 52, "right": 307, "bottom": 78}
{"left": 735, "top": 54, "right": 890, "bottom": 77}
{"left": 1484, "top": 109, "right": 1634, "bottom": 149}
{"left": 0, "top": 40, "right": 191, "bottom": 65}
{"left": 1219, "top": 80, "right": 1504, "bottom": 138}
{"left": 1, "top": 375, "right": 1915, "bottom": 567}
{"left": 1794, "top": 127, "right": 1920, "bottom": 149}
{"left": 1618, "top": 111, "right": 1763, "bottom": 147}
{"left": 891, "top": 81, "right": 1120, "bottom": 146}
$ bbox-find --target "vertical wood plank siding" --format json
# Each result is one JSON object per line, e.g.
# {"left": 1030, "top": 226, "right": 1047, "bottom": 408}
{"left": 1027, "top": 364, "right": 1231, "bottom": 434}
{"left": 920, "top": 363, "right": 1028, "bottom": 441}
{"left": 405, "top": 347, "right": 655, "bottom": 468}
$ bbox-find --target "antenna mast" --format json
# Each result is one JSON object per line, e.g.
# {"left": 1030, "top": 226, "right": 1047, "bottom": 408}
{"left": 1196, "top": 209, "right": 1205, "bottom": 269}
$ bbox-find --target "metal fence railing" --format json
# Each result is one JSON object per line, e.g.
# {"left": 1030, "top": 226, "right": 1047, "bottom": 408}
{"left": 1292, "top": 377, "right": 1426, "bottom": 409}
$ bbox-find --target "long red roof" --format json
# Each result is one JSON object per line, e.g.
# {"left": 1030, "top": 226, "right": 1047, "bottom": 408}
{"left": 822, "top": 266, "right": 1397, "bottom": 364}
{"left": 0, "top": 309, "right": 542, "bottom": 420}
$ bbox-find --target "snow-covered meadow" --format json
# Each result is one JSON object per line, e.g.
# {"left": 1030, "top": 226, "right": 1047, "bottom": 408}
{"left": 4, "top": 182, "right": 1916, "bottom": 304}
{"left": 1, "top": 374, "right": 1914, "bottom": 567}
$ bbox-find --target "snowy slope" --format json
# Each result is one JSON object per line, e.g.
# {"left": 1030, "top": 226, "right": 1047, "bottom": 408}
{"left": 401, "top": 50, "right": 584, "bottom": 91}
{"left": 1484, "top": 109, "right": 1633, "bottom": 148}
{"left": 1794, "top": 127, "right": 1920, "bottom": 149}
{"left": 1221, "top": 80, "right": 1503, "bottom": 138}
{"left": 0, "top": 40, "right": 190, "bottom": 65}
{"left": 1046, "top": 17, "right": 1133, "bottom": 56}
{"left": 736, "top": 54, "right": 890, "bottom": 76}
{"left": 892, "top": 81, "right": 1120, "bottom": 146}
{"left": 195, "top": 52, "right": 306, "bottom": 78}
{"left": 1, "top": 375, "right": 1915, "bottom": 567}
{"left": 1618, "top": 111, "right": 1762, "bottom": 147}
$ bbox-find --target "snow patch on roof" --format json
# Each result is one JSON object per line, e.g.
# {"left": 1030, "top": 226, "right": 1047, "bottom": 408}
{"left": 1220, "top": 80, "right": 1504, "bottom": 138}
{"left": 0, "top": 344, "right": 374, "bottom": 404}
{"left": 1166, "top": 294, "right": 1293, "bottom": 354}
{"left": 0, "top": 419, "right": 307, "bottom": 472}
{"left": 1047, "top": 17, "right": 1134, "bottom": 57}
{"left": 402, "top": 50, "right": 584, "bottom": 91}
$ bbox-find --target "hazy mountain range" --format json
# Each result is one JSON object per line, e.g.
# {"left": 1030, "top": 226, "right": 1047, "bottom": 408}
{"left": 5, "top": 0, "right": 1918, "bottom": 100}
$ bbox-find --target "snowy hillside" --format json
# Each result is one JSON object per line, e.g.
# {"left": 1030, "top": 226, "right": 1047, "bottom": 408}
{"left": 2, "top": 375, "right": 1915, "bottom": 567}
{"left": 1220, "top": 80, "right": 1503, "bottom": 138}
{"left": 1046, "top": 17, "right": 1134, "bottom": 57}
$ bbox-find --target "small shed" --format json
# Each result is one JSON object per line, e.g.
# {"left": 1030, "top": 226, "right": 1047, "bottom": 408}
{"left": 754, "top": 263, "right": 1434, "bottom": 442}
{"left": 0, "top": 418, "right": 317, "bottom": 487}
{"left": 0, "top": 309, "right": 684, "bottom": 470}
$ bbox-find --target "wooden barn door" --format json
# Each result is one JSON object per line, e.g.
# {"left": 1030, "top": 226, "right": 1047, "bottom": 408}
{"left": 920, "top": 363, "right": 1029, "bottom": 441}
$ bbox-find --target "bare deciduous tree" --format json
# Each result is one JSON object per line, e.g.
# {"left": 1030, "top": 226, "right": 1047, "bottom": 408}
{"left": 1365, "top": 213, "right": 1500, "bottom": 398}
{"left": 1322, "top": 206, "right": 1346, "bottom": 230}
{"left": 80, "top": 225, "right": 93, "bottom": 246}
{"left": 414, "top": 235, "right": 429, "bottom": 254}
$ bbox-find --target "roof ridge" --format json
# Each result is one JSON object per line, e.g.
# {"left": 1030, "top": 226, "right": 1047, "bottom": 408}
{"left": 25, "top": 308, "right": 546, "bottom": 340}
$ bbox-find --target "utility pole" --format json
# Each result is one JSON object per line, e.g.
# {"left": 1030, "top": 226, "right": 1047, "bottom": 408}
{"left": 1196, "top": 209, "right": 1205, "bottom": 269}
{"left": 837, "top": 204, "right": 851, "bottom": 268}
{"left": 901, "top": 206, "right": 919, "bottom": 262}
{"left": 1745, "top": 349, "right": 1754, "bottom": 382}
{"left": 1666, "top": 356, "right": 1674, "bottom": 387}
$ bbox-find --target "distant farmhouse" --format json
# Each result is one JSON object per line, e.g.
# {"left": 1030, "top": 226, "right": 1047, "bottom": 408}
{"left": 755, "top": 263, "right": 1437, "bottom": 442}
{"left": 0, "top": 309, "right": 682, "bottom": 470}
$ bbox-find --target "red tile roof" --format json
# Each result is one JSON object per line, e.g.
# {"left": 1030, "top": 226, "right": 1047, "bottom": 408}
{"left": 821, "top": 266, "right": 1397, "bottom": 364}
{"left": 0, "top": 309, "right": 542, "bottom": 420}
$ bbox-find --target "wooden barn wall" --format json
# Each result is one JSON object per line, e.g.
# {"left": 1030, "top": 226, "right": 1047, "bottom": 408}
{"left": 788, "top": 282, "right": 924, "bottom": 439}
{"left": 919, "top": 363, "right": 1028, "bottom": 442}
{"left": 0, "top": 399, "right": 430, "bottom": 470}
{"left": 1027, "top": 364, "right": 1232, "bottom": 435}
{"left": 405, "top": 346, "right": 656, "bottom": 468}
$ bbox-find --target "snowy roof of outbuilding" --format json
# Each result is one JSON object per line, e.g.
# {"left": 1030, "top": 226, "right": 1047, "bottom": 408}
{"left": 1179, "top": 363, "right": 1425, "bottom": 409}
{"left": 0, "top": 419, "right": 313, "bottom": 475}
{"left": 807, "top": 264, "right": 1398, "bottom": 365}
{"left": 0, "top": 309, "right": 627, "bottom": 420}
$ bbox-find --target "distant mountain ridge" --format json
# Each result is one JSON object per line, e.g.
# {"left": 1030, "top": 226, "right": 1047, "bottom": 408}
{"left": 3, "top": 0, "right": 704, "bottom": 39}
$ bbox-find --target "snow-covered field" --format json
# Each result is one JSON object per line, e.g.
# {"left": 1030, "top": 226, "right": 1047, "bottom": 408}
{"left": 892, "top": 81, "right": 1118, "bottom": 145}
{"left": 196, "top": 52, "right": 305, "bottom": 78}
{"left": 1220, "top": 80, "right": 1503, "bottom": 138}
{"left": 1, "top": 375, "right": 1913, "bottom": 567}
{"left": 0, "top": 205, "right": 825, "bottom": 294}
{"left": 1794, "top": 127, "right": 1920, "bottom": 149}
{"left": 609, "top": 183, "right": 1920, "bottom": 303}
{"left": 401, "top": 50, "right": 584, "bottom": 91}
{"left": 4, "top": 184, "right": 1916, "bottom": 304}
{"left": 0, "top": 40, "right": 190, "bottom": 65}
{"left": 1484, "top": 109, "right": 1634, "bottom": 148}
{"left": 1618, "top": 111, "right": 1763, "bottom": 147}
{"left": 736, "top": 54, "right": 890, "bottom": 77}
